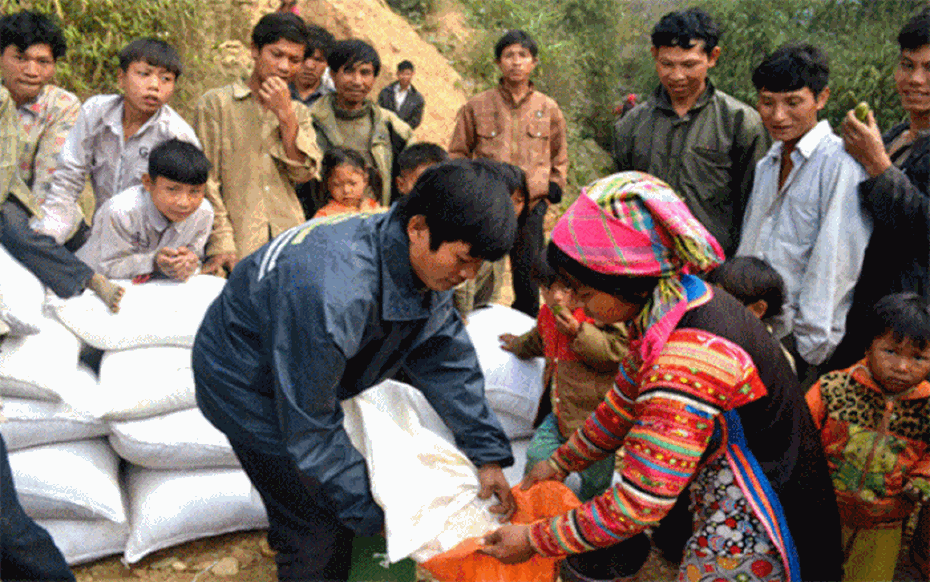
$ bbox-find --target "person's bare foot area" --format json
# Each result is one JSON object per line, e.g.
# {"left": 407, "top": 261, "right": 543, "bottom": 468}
{"left": 88, "top": 273, "right": 125, "bottom": 313}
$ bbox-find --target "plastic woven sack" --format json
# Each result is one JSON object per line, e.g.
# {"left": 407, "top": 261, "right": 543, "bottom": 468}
{"left": 420, "top": 481, "right": 580, "bottom": 582}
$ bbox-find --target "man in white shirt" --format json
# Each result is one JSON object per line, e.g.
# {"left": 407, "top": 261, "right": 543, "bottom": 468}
{"left": 737, "top": 43, "right": 871, "bottom": 382}
{"left": 377, "top": 59, "right": 424, "bottom": 130}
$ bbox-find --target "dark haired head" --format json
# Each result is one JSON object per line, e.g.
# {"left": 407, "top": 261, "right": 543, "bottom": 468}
{"left": 305, "top": 24, "right": 335, "bottom": 59}
{"left": 148, "top": 139, "right": 210, "bottom": 185}
{"left": 394, "top": 159, "right": 517, "bottom": 260}
{"left": 530, "top": 253, "right": 560, "bottom": 288}
{"left": 397, "top": 59, "right": 414, "bottom": 72}
{"left": 321, "top": 146, "right": 380, "bottom": 200}
{"left": 752, "top": 42, "right": 829, "bottom": 95}
{"left": 396, "top": 143, "right": 448, "bottom": 174}
{"left": 651, "top": 8, "right": 720, "bottom": 54}
{"left": 706, "top": 257, "right": 785, "bottom": 319}
{"left": 328, "top": 39, "right": 381, "bottom": 77}
{"left": 494, "top": 30, "right": 538, "bottom": 60}
{"left": 0, "top": 11, "right": 66, "bottom": 60}
{"left": 899, "top": 9, "right": 930, "bottom": 51}
{"left": 547, "top": 241, "right": 659, "bottom": 305}
{"left": 469, "top": 159, "right": 529, "bottom": 218}
{"left": 866, "top": 293, "right": 930, "bottom": 350}
{"left": 251, "top": 12, "right": 308, "bottom": 52}
{"left": 118, "top": 38, "right": 183, "bottom": 77}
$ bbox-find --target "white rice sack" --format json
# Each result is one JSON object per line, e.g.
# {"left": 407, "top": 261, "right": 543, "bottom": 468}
{"left": 342, "top": 380, "right": 503, "bottom": 564}
{"left": 123, "top": 465, "right": 268, "bottom": 564}
{"left": 0, "top": 243, "right": 45, "bottom": 331}
{"left": 0, "top": 392, "right": 108, "bottom": 451}
{"left": 88, "top": 346, "right": 195, "bottom": 421}
{"left": 38, "top": 519, "right": 128, "bottom": 566}
{"left": 9, "top": 438, "right": 125, "bottom": 523}
{"left": 46, "top": 275, "right": 226, "bottom": 350}
{"left": 465, "top": 305, "right": 545, "bottom": 438}
{"left": 0, "top": 314, "right": 82, "bottom": 401}
{"left": 109, "top": 408, "right": 238, "bottom": 469}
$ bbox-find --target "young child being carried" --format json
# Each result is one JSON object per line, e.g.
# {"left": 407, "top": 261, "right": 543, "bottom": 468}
{"left": 707, "top": 256, "right": 797, "bottom": 373}
{"left": 805, "top": 292, "right": 930, "bottom": 582}
{"left": 75, "top": 139, "right": 213, "bottom": 282}
{"left": 312, "top": 147, "right": 382, "bottom": 218}
{"left": 498, "top": 256, "right": 627, "bottom": 501}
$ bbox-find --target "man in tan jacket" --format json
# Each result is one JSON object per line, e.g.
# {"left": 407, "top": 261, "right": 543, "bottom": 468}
{"left": 449, "top": 29, "right": 568, "bottom": 317}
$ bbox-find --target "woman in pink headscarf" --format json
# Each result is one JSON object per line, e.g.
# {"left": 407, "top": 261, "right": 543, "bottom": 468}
{"left": 480, "top": 172, "right": 841, "bottom": 582}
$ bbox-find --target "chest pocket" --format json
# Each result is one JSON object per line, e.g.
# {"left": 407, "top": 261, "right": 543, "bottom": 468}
{"left": 474, "top": 112, "right": 503, "bottom": 160}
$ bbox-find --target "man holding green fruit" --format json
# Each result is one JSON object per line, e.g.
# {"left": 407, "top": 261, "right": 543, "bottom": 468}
{"left": 834, "top": 8, "right": 930, "bottom": 371}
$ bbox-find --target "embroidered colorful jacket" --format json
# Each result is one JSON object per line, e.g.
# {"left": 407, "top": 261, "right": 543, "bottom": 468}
{"left": 806, "top": 361, "right": 930, "bottom": 529}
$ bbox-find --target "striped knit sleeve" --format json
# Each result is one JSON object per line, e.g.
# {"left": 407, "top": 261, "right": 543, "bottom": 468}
{"left": 530, "top": 329, "right": 767, "bottom": 557}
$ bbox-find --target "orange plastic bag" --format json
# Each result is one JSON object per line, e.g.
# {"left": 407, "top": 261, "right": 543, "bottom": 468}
{"left": 420, "top": 481, "right": 581, "bottom": 582}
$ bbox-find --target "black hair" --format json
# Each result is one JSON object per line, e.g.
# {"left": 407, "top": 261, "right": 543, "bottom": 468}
{"left": 118, "top": 38, "right": 183, "bottom": 77}
{"left": 494, "top": 29, "right": 538, "bottom": 60}
{"left": 396, "top": 143, "right": 448, "bottom": 174}
{"left": 751, "top": 42, "right": 829, "bottom": 96}
{"left": 651, "top": 8, "right": 720, "bottom": 54}
{"left": 866, "top": 292, "right": 930, "bottom": 350}
{"left": 320, "top": 146, "right": 381, "bottom": 203}
{"left": 251, "top": 12, "right": 308, "bottom": 53}
{"left": 397, "top": 59, "right": 414, "bottom": 72}
{"left": 148, "top": 139, "right": 210, "bottom": 185}
{"left": 328, "top": 39, "right": 381, "bottom": 77}
{"left": 394, "top": 159, "right": 517, "bottom": 260}
{"left": 469, "top": 158, "right": 529, "bottom": 220}
{"left": 530, "top": 253, "right": 560, "bottom": 288}
{"left": 305, "top": 24, "right": 335, "bottom": 59}
{"left": 0, "top": 11, "right": 66, "bottom": 60}
{"left": 547, "top": 241, "right": 660, "bottom": 306}
{"left": 706, "top": 257, "right": 785, "bottom": 319}
{"left": 899, "top": 9, "right": 930, "bottom": 51}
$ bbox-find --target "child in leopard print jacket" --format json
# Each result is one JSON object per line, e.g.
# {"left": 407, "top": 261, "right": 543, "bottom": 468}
{"left": 806, "top": 292, "right": 930, "bottom": 582}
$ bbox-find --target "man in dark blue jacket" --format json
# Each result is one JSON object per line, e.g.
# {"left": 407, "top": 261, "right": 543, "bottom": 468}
{"left": 193, "top": 159, "right": 518, "bottom": 581}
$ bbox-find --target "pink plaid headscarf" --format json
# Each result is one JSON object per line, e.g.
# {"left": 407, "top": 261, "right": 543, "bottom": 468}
{"left": 551, "top": 172, "right": 724, "bottom": 362}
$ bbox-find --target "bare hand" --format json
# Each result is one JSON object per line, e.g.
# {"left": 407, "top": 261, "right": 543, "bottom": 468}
{"left": 477, "top": 463, "right": 516, "bottom": 522}
{"left": 479, "top": 524, "right": 535, "bottom": 564}
{"left": 156, "top": 247, "right": 199, "bottom": 281}
{"left": 498, "top": 333, "right": 519, "bottom": 353}
{"left": 841, "top": 109, "right": 892, "bottom": 177}
{"left": 257, "top": 76, "right": 294, "bottom": 121}
{"left": 553, "top": 308, "right": 581, "bottom": 338}
{"left": 202, "top": 253, "right": 239, "bottom": 277}
{"left": 520, "top": 459, "right": 564, "bottom": 491}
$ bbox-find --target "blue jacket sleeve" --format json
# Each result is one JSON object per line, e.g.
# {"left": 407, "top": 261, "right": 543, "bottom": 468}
{"left": 270, "top": 268, "right": 384, "bottom": 536}
{"left": 401, "top": 303, "right": 514, "bottom": 468}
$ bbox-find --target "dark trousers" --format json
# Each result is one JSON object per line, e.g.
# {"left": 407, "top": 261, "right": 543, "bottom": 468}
{"left": 0, "top": 199, "right": 92, "bottom": 299}
{"left": 229, "top": 439, "right": 355, "bottom": 581}
{"left": 0, "top": 434, "right": 75, "bottom": 581}
{"left": 510, "top": 199, "right": 547, "bottom": 318}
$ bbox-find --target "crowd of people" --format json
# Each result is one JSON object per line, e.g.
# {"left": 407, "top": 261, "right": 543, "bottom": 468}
{"left": 3, "top": 3, "right": 930, "bottom": 582}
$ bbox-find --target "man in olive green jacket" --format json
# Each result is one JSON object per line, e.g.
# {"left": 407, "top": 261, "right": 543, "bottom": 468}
{"left": 308, "top": 40, "right": 413, "bottom": 213}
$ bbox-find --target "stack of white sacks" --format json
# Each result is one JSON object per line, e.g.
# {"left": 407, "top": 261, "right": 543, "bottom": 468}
{"left": 0, "top": 243, "right": 548, "bottom": 565}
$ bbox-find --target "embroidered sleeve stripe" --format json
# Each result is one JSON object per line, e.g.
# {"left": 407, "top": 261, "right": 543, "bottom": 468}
{"left": 603, "top": 392, "right": 636, "bottom": 424}
{"left": 612, "top": 381, "right": 636, "bottom": 405}
{"left": 638, "top": 389, "right": 721, "bottom": 416}
{"left": 588, "top": 411, "right": 631, "bottom": 445}
{"left": 564, "top": 510, "right": 598, "bottom": 552}
{"left": 632, "top": 432, "right": 706, "bottom": 458}
{"left": 623, "top": 450, "right": 697, "bottom": 480}
{"left": 616, "top": 472, "right": 682, "bottom": 505}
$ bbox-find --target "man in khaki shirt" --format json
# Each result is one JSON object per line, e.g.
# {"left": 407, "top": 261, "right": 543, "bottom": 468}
{"left": 449, "top": 29, "right": 568, "bottom": 317}
{"left": 195, "top": 13, "right": 321, "bottom": 274}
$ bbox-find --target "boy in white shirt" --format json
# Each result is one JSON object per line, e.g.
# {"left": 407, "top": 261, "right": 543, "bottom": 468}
{"left": 76, "top": 139, "right": 213, "bottom": 281}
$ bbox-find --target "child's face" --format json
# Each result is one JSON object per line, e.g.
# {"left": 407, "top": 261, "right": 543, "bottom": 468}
{"left": 296, "top": 48, "right": 328, "bottom": 90}
{"left": 144, "top": 174, "right": 206, "bottom": 223}
{"left": 328, "top": 164, "right": 368, "bottom": 208}
{"left": 540, "top": 280, "right": 571, "bottom": 312}
{"left": 395, "top": 163, "right": 433, "bottom": 196}
{"left": 866, "top": 330, "right": 930, "bottom": 395}
{"left": 118, "top": 61, "right": 176, "bottom": 117}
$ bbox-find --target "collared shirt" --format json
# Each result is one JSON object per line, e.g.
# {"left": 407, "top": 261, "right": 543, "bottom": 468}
{"left": 0, "top": 86, "right": 39, "bottom": 216}
{"left": 737, "top": 120, "right": 871, "bottom": 366}
{"left": 449, "top": 82, "right": 568, "bottom": 203}
{"left": 394, "top": 84, "right": 410, "bottom": 110}
{"left": 288, "top": 81, "right": 334, "bottom": 107}
{"left": 75, "top": 184, "right": 214, "bottom": 279}
{"left": 13, "top": 84, "right": 80, "bottom": 203}
{"left": 612, "top": 82, "right": 770, "bottom": 256}
{"left": 33, "top": 94, "right": 200, "bottom": 244}
{"left": 192, "top": 208, "right": 513, "bottom": 537}
{"left": 195, "top": 81, "right": 321, "bottom": 258}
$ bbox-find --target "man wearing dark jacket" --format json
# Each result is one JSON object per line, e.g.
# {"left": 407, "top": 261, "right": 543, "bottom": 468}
{"left": 192, "top": 160, "right": 518, "bottom": 581}
{"left": 377, "top": 59, "right": 424, "bottom": 129}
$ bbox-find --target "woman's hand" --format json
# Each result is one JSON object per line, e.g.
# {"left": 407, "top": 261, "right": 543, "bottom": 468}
{"left": 520, "top": 459, "right": 565, "bottom": 491}
{"left": 478, "top": 524, "right": 536, "bottom": 564}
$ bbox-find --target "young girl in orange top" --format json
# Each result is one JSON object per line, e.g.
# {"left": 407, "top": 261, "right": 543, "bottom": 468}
{"left": 313, "top": 147, "right": 383, "bottom": 218}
